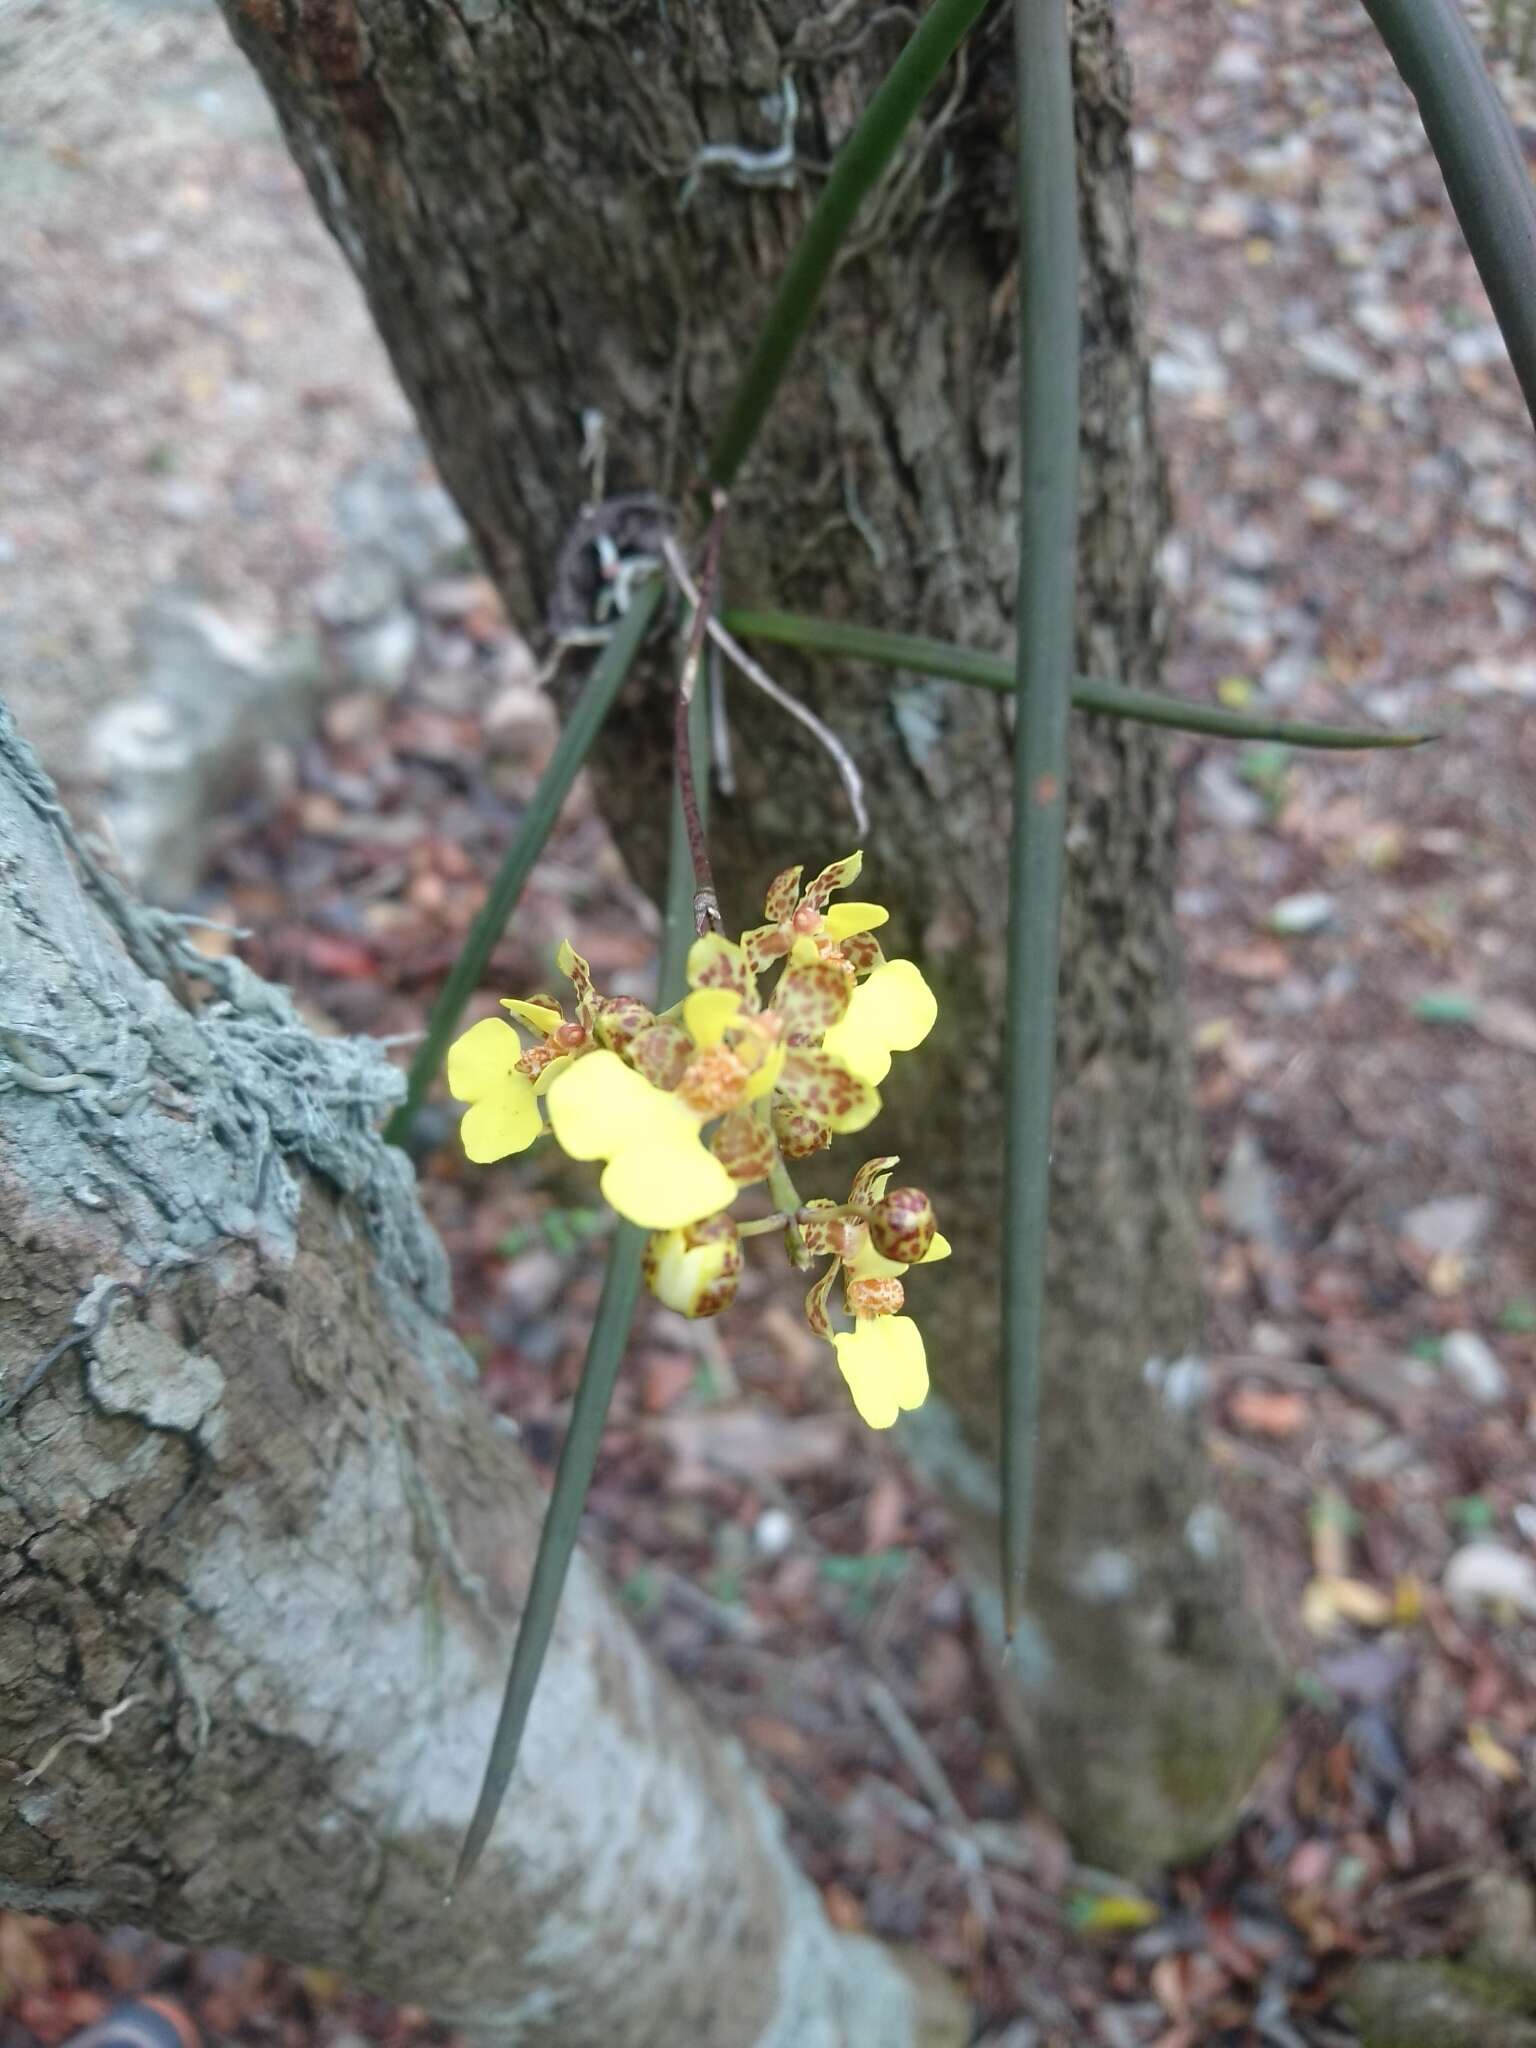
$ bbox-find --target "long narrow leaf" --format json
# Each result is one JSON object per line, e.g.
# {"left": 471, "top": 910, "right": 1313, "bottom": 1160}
{"left": 450, "top": 640, "right": 710, "bottom": 1892}
{"left": 707, "top": 0, "right": 996, "bottom": 488}
{"left": 1002, "top": 0, "right": 1078, "bottom": 1637}
{"left": 449, "top": 1219, "right": 647, "bottom": 1891}
{"left": 386, "top": 578, "right": 664, "bottom": 1148}
{"left": 720, "top": 608, "right": 1432, "bottom": 751}
{"left": 1358, "top": 0, "right": 1536, "bottom": 433}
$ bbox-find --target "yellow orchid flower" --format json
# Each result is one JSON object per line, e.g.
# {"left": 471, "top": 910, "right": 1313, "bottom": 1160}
{"left": 741, "top": 852, "right": 889, "bottom": 976}
{"left": 446, "top": 1017, "right": 547, "bottom": 1163}
{"left": 546, "top": 976, "right": 789, "bottom": 1226}
{"left": 801, "top": 1158, "right": 950, "bottom": 1429}
{"left": 819, "top": 958, "right": 937, "bottom": 1086}
{"left": 643, "top": 1214, "right": 742, "bottom": 1318}
{"left": 445, "top": 939, "right": 655, "bottom": 1164}
{"left": 546, "top": 1050, "right": 737, "bottom": 1230}
{"left": 679, "top": 933, "right": 881, "bottom": 1162}
{"left": 444, "top": 859, "right": 947, "bottom": 1423}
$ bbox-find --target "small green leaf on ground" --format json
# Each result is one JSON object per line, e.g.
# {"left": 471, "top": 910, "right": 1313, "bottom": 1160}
{"left": 1066, "top": 1891, "right": 1160, "bottom": 1933}
{"left": 1448, "top": 1495, "right": 1497, "bottom": 1536}
{"left": 1413, "top": 988, "right": 1480, "bottom": 1025}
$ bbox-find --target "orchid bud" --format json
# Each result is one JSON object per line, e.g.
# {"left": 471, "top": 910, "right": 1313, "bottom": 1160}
{"left": 772, "top": 1100, "right": 831, "bottom": 1160}
{"left": 869, "top": 1186, "right": 936, "bottom": 1265}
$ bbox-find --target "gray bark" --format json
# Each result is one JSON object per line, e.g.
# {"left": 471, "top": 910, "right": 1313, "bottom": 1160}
{"left": 0, "top": 710, "right": 961, "bottom": 2048}
{"left": 216, "top": 0, "right": 1282, "bottom": 1870}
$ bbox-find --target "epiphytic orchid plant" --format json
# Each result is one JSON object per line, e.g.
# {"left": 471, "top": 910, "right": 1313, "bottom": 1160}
{"left": 409, "top": 0, "right": 1535, "bottom": 1890}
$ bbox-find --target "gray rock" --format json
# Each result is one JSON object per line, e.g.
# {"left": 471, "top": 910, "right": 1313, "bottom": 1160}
{"left": 1467, "top": 1866, "right": 1536, "bottom": 1992}
{"left": 1296, "top": 331, "right": 1370, "bottom": 385}
{"left": 1194, "top": 757, "right": 1266, "bottom": 829}
{"left": 1261, "top": 649, "right": 1314, "bottom": 699}
{"left": 88, "top": 595, "right": 326, "bottom": 902}
{"left": 1301, "top": 475, "right": 1351, "bottom": 523}
{"left": 334, "top": 608, "right": 419, "bottom": 695}
{"left": 332, "top": 439, "right": 472, "bottom": 587}
{"left": 1443, "top": 1542, "right": 1536, "bottom": 1621}
{"left": 155, "top": 477, "right": 214, "bottom": 525}
{"left": 1400, "top": 1194, "right": 1493, "bottom": 1259}
{"left": 1219, "top": 1126, "right": 1288, "bottom": 1251}
{"left": 312, "top": 547, "right": 404, "bottom": 629}
{"left": 1448, "top": 324, "right": 1507, "bottom": 369}
{"left": 1343, "top": 1959, "right": 1536, "bottom": 2047}
{"left": 1440, "top": 1330, "right": 1509, "bottom": 1405}
{"left": 1269, "top": 892, "right": 1336, "bottom": 934}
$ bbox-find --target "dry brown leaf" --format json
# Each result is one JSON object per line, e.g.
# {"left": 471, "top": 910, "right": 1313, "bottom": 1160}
{"left": 1151, "top": 1953, "right": 1191, "bottom": 2021}
{"left": 1213, "top": 940, "right": 1290, "bottom": 982}
{"left": 1228, "top": 1384, "right": 1310, "bottom": 1437}
{"left": 639, "top": 1350, "right": 696, "bottom": 1416}
{"left": 1465, "top": 1720, "right": 1523, "bottom": 1783}
{"left": 862, "top": 1470, "right": 908, "bottom": 1552}
{"left": 1476, "top": 998, "right": 1536, "bottom": 1056}
{"left": 739, "top": 1714, "right": 814, "bottom": 1766}
{"left": 0, "top": 1916, "right": 52, "bottom": 1996}
{"left": 1303, "top": 1574, "right": 1394, "bottom": 1634}
{"left": 822, "top": 1882, "right": 864, "bottom": 1932}
{"left": 654, "top": 1409, "right": 849, "bottom": 1491}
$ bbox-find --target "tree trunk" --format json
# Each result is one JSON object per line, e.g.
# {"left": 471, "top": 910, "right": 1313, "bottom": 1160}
{"left": 0, "top": 712, "right": 960, "bottom": 2048}
{"left": 216, "top": 0, "right": 1281, "bottom": 1870}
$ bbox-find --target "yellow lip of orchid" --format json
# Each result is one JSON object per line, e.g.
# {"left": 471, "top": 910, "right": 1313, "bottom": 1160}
{"left": 819, "top": 958, "right": 937, "bottom": 1085}
{"left": 832, "top": 1315, "right": 929, "bottom": 1430}
{"left": 545, "top": 1049, "right": 737, "bottom": 1231}
{"left": 446, "top": 1016, "right": 545, "bottom": 1163}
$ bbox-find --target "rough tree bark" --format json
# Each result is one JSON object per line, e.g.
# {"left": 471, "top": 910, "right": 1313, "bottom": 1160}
{"left": 218, "top": 0, "right": 1282, "bottom": 1868}
{"left": 0, "top": 714, "right": 961, "bottom": 2048}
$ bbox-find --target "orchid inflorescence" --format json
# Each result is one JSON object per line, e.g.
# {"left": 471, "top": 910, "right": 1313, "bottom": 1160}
{"left": 446, "top": 853, "right": 947, "bottom": 1429}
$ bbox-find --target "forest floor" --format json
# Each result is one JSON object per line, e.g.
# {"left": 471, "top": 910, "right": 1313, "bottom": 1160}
{"left": 4, "top": 0, "right": 1536, "bottom": 2042}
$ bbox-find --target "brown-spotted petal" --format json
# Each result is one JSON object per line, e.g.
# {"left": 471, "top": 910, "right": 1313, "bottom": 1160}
{"left": 630, "top": 1016, "right": 694, "bottom": 1091}
{"left": 763, "top": 865, "right": 803, "bottom": 923}
{"left": 805, "top": 1258, "right": 839, "bottom": 1339}
{"left": 801, "top": 850, "right": 863, "bottom": 916}
{"left": 709, "top": 1105, "right": 775, "bottom": 1185}
{"left": 741, "top": 922, "right": 792, "bottom": 977}
{"left": 687, "top": 932, "right": 758, "bottom": 1008}
{"left": 849, "top": 1155, "right": 900, "bottom": 1209}
{"left": 555, "top": 939, "right": 599, "bottom": 1026}
{"left": 779, "top": 1047, "right": 879, "bottom": 1134}
{"left": 772, "top": 958, "right": 852, "bottom": 1041}
{"left": 797, "top": 1199, "right": 846, "bottom": 1258}
{"left": 840, "top": 931, "right": 885, "bottom": 978}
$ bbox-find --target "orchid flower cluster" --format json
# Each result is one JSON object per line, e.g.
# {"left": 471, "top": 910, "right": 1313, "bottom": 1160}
{"left": 445, "top": 854, "right": 947, "bottom": 1429}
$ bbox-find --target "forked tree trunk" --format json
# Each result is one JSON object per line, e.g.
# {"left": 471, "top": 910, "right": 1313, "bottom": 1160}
{"left": 217, "top": 0, "right": 1281, "bottom": 1869}
{"left": 0, "top": 714, "right": 960, "bottom": 2048}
